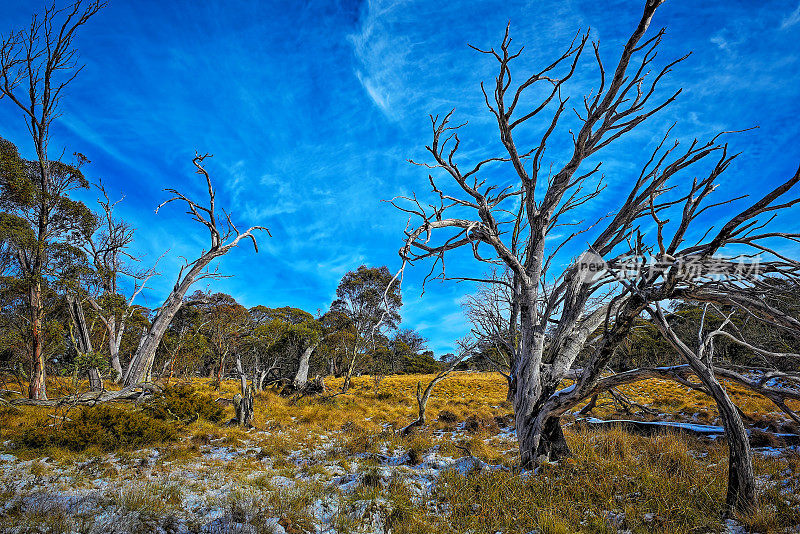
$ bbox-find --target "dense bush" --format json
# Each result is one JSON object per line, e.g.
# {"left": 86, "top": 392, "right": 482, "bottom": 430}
{"left": 143, "top": 383, "right": 225, "bottom": 424}
{"left": 16, "top": 405, "right": 177, "bottom": 451}
{"left": 401, "top": 352, "right": 441, "bottom": 374}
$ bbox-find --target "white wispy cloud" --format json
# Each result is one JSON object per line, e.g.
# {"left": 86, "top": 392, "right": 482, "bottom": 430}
{"left": 781, "top": 3, "right": 800, "bottom": 29}
{"left": 1, "top": 0, "right": 798, "bottom": 355}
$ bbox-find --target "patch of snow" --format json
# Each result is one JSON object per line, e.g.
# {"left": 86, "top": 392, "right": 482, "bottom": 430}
{"left": 585, "top": 417, "right": 725, "bottom": 434}
{"left": 724, "top": 518, "right": 747, "bottom": 534}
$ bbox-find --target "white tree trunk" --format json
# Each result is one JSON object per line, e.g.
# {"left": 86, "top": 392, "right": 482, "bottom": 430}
{"left": 107, "top": 315, "right": 124, "bottom": 382}
{"left": 650, "top": 308, "right": 756, "bottom": 515}
{"left": 123, "top": 254, "right": 219, "bottom": 386}
{"left": 293, "top": 341, "right": 319, "bottom": 389}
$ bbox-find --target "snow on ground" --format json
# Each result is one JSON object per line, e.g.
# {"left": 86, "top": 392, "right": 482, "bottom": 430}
{"left": 1, "top": 412, "right": 797, "bottom": 533}
{"left": 0, "top": 426, "right": 511, "bottom": 534}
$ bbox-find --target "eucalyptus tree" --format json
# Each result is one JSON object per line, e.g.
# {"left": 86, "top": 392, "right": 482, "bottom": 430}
{"left": 388, "top": 328, "right": 428, "bottom": 374}
{"left": 80, "top": 182, "right": 157, "bottom": 382}
{"left": 122, "top": 154, "right": 266, "bottom": 386}
{"left": 274, "top": 308, "right": 323, "bottom": 390}
{"left": 0, "top": 138, "right": 94, "bottom": 399}
{"left": 0, "top": 0, "right": 105, "bottom": 399}
{"left": 246, "top": 305, "right": 291, "bottom": 390}
{"left": 330, "top": 265, "right": 402, "bottom": 392}
{"left": 192, "top": 291, "right": 250, "bottom": 389}
{"left": 392, "top": 0, "right": 800, "bottom": 487}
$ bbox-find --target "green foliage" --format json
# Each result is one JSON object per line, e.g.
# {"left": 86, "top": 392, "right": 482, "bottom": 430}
{"left": 15, "top": 405, "right": 177, "bottom": 451}
{"left": 403, "top": 351, "right": 441, "bottom": 374}
{"left": 143, "top": 383, "right": 225, "bottom": 424}
{"left": 331, "top": 265, "right": 402, "bottom": 333}
{"left": 65, "top": 351, "right": 109, "bottom": 374}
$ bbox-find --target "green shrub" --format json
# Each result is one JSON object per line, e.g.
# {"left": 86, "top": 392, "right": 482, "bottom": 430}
{"left": 15, "top": 405, "right": 177, "bottom": 451}
{"left": 143, "top": 383, "right": 225, "bottom": 424}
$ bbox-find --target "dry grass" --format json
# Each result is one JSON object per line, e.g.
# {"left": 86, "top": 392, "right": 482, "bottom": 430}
{"left": 1, "top": 372, "right": 799, "bottom": 533}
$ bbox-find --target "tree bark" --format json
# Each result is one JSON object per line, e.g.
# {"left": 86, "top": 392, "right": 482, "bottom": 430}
{"left": 68, "top": 296, "right": 103, "bottom": 391}
{"left": 214, "top": 352, "right": 227, "bottom": 391}
{"left": 107, "top": 315, "right": 124, "bottom": 382}
{"left": 123, "top": 254, "right": 219, "bottom": 386}
{"left": 517, "top": 408, "right": 571, "bottom": 467}
{"left": 28, "top": 284, "right": 46, "bottom": 400}
{"left": 505, "top": 373, "right": 515, "bottom": 403}
{"left": 341, "top": 350, "right": 357, "bottom": 393}
{"left": 649, "top": 306, "right": 756, "bottom": 516}
{"left": 234, "top": 357, "right": 253, "bottom": 427}
{"left": 401, "top": 381, "right": 433, "bottom": 435}
{"left": 700, "top": 368, "right": 755, "bottom": 515}
{"left": 293, "top": 341, "right": 319, "bottom": 390}
{"left": 234, "top": 385, "right": 254, "bottom": 427}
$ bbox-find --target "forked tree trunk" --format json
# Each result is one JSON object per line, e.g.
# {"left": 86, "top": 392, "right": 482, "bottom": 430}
{"left": 401, "top": 380, "right": 436, "bottom": 435}
{"left": 341, "top": 351, "right": 358, "bottom": 393}
{"left": 234, "top": 357, "right": 253, "bottom": 427}
{"left": 401, "top": 352, "right": 468, "bottom": 435}
{"left": 514, "top": 297, "right": 573, "bottom": 466}
{"left": 68, "top": 296, "right": 103, "bottom": 392}
{"left": 517, "top": 408, "right": 571, "bottom": 467}
{"left": 234, "top": 385, "right": 254, "bottom": 427}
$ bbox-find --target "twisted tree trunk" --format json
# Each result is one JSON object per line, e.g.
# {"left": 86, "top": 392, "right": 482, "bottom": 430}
{"left": 650, "top": 305, "right": 756, "bottom": 515}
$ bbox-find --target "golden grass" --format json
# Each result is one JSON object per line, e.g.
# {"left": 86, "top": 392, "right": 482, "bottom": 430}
{"left": 1, "top": 372, "right": 799, "bottom": 533}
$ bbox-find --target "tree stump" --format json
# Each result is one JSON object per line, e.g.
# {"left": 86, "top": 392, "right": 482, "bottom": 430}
{"left": 233, "top": 384, "right": 254, "bottom": 427}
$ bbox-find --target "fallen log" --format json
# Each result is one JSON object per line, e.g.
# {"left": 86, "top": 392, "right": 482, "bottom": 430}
{"left": 580, "top": 417, "right": 800, "bottom": 446}
{"left": 9, "top": 383, "right": 161, "bottom": 407}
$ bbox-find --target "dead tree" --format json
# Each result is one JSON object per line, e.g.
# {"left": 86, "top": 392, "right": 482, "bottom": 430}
{"left": 233, "top": 356, "right": 253, "bottom": 427}
{"left": 66, "top": 295, "right": 102, "bottom": 391}
{"left": 648, "top": 303, "right": 755, "bottom": 514}
{"left": 122, "top": 154, "right": 267, "bottom": 386}
{"left": 463, "top": 272, "right": 517, "bottom": 401}
{"left": 401, "top": 342, "right": 470, "bottom": 435}
{"left": 392, "top": 0, "right": 800, "bottom": 472}
{"left": 0, "top": 0, "right": 106, "bottom": 399}
{"left": 645, "top": 291, "right": 800, "bottom": 515}
{"left": 82, "top": 181, "right": 157, "bottom": 382}
{"left": 10, "top": 382, "right": 161, "bottom": 406}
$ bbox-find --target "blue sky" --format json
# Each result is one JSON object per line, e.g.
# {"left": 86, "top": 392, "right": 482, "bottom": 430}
{"left": 1, "top": 0, "right": 799, "bottom": 356}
